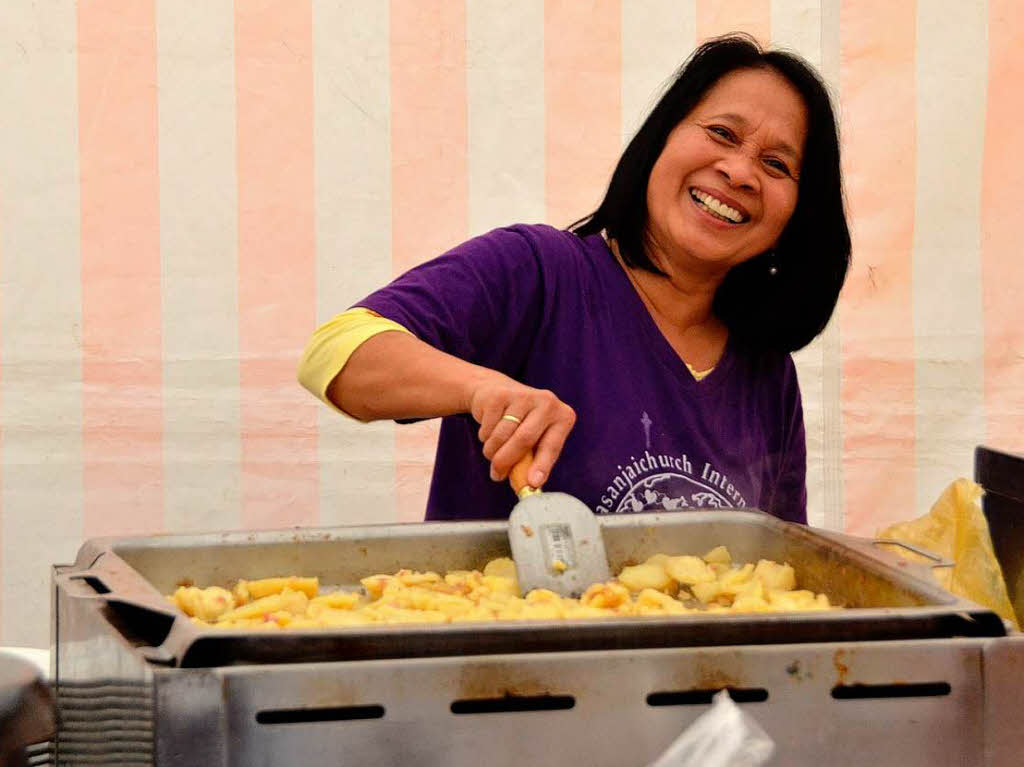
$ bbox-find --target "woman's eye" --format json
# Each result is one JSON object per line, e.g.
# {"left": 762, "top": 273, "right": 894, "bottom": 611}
{"left": 763, "top": 158, "right": 791, "bottom": 176}
{"left": 707, "top": 126, "right": 734, "bottom": 142}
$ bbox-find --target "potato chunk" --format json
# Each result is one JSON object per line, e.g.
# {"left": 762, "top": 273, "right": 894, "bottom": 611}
{"left": 731, "top": 579, "right": 769, "bottom": 612}
{"left": 235, "top": 576, "right": 319, "bottom": 601}
{"left": 691, "top": 581, "right": 724, "bottom": 605}
{"left": 665, "top": 555, "right": 716, "bottom": 585}
{"left": 753, "top": 559, "right": 796, "bottom": 591}
{"left": 580, "top": 582, "right": 631, "bottom": 609}
{"left": 617, "top": 562, "right": 673, "bottom": 593}
{"left": 702, "top": 546, "right": 732, "bottom": 565}
{"left": 716, "top": 563, "right": 756, "bottom": 595}
{"left": 634, "top": 589, "right": 689, "bottom": 615}
{"left": 220, "top": 588, "right": 308, "bottom": 622}
{"left": 172, "top": 586, "right": 235, "bottom": 622}
{"left": 483, "top": 557, "right": 516, "bottom": 578}
{"left": 309, "top": 591, "right": 361, "bottom": 611}
{"left": 767, "top": 589, "right": 828, "bottom": 611}
{"left": 360, "top": 574, "right": 394, "bottom": 600}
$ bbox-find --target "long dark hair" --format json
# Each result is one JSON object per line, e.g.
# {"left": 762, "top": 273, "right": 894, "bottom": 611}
{"left": 573, "top": 35, "right": 850, "bottom": 353}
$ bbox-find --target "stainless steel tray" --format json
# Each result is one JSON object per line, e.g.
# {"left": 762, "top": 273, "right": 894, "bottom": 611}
{"left": 57, "top": 510, "right": 1006, "bottom": 667}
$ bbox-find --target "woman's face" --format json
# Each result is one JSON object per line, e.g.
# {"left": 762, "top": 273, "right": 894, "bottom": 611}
{"left": 645, "top": 67, "right": 808, "bottom": 277}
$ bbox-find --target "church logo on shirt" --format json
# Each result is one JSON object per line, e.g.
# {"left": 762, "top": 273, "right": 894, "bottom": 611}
{"left": 594, "top": 450, "right": 748, "bottom": 514}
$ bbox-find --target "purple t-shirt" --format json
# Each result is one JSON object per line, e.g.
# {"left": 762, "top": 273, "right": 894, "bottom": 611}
{"left": 358, "top": 224, "right": 807, "bottom": 524}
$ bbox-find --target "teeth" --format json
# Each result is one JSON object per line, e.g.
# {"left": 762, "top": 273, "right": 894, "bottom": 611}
{"left": 691, "top": 190, "right": 744, "bottom": 223}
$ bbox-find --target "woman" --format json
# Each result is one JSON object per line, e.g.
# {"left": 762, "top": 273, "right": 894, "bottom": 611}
{"left": 299, "top": 35, "right": 850, "bottom": 524}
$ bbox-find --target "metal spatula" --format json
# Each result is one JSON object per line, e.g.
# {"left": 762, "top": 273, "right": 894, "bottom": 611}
{"left": 507, "top": 451, "right": 611, "bottom": 597}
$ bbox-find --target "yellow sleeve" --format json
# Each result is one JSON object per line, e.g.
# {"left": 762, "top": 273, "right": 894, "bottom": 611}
{"left": 297, "top": 307, "right": 413, "bottom": 418}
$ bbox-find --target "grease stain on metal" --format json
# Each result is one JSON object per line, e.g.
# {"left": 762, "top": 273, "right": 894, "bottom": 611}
{"left": 833, "top": 649, "right": 850, "bottom": 685}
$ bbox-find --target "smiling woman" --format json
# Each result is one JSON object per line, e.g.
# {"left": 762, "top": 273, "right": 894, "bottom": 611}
{"left": 575, "top": 36, "right": 850, "bottom": 354}
{"left": 298, "top": 34, "right": 850, "bottom": 526}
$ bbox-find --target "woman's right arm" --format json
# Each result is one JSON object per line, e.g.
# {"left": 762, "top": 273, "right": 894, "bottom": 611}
{"left": 327, "top": 330, "right": 575, "bottom": 489}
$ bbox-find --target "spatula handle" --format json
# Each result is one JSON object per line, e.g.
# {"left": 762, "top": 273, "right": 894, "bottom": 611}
{"left": 509, "top": 451, "right": 539, "bottom": 498}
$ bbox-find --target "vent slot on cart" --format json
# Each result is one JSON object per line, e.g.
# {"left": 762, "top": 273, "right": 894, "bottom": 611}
{"left": 256, "top": 704, "right": 386, "bottom": 725}
{"left": 450, "top": 695, "right": 575, "bottom": 715}
{"left": 647, "top": 688, "right": 769, "bottom": 706}
{"left": 832, "top": 682, "right": 951, "bottom": 700}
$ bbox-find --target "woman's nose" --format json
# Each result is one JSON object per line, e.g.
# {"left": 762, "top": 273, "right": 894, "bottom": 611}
{"left": 715, "top": 151, "right": 760, "bottom": 191}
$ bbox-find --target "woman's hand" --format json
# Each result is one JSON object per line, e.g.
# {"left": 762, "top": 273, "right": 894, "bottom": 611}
{"left": 468, "top": 375, "right": 576, "bottom": 490}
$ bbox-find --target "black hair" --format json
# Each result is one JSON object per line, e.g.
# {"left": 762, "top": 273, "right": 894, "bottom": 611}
{"left": 572, "top": 34, "right": 850, "bottom": 353}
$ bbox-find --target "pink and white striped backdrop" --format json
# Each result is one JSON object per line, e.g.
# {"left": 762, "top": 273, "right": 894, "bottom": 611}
{"left": 0, "top": 0, "right": 1020, "bottom": 646}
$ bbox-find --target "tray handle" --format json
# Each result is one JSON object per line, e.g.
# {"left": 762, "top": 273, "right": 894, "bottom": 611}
{"left": 872, "top": 539, "right": 954, "bottom": 568}
{"left": 56, "top": 566, "right": 183, "bottom": 666}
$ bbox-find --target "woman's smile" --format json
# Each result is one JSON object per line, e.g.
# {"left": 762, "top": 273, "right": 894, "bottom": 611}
{"left": 688, "top": 187, "right": 750, "bottom": 225}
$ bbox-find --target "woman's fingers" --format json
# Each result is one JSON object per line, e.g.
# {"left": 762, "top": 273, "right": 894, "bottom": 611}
{"left": 485, "top": 408, "right": 543, "bottom": 479}
{"left": 468, "top": 378, "right": 575, "bottom": 486}
{"left": 527, "top": 409, "right": 575, "bottom": 487}
{"left": 476, "top": 396, "right": 510, "bottom": 445}
{"left": 481, "top": 413, "right": 528, "bottom": 466}
{"left": 487, "top": 394, "right": 575, "bottom": 485}
{"left": 481, "top": 406, "right": 531, "bottom": 465}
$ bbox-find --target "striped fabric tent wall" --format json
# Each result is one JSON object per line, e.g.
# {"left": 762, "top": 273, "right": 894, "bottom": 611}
{"left": 0, "top": 0, "right": 1019, "bottom": 646}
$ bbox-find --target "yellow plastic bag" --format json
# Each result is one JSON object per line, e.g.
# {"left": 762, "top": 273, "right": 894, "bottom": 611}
{"left": 877, "top": 478, "right": 1019, "bottom": 630}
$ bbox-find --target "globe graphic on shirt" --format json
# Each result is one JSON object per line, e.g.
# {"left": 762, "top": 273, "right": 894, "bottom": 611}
{"left": 612, "top": 472, "right": 730, "bottom": 514}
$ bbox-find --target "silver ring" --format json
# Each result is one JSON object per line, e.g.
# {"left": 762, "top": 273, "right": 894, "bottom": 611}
{"left": 501, "top": 414, "right": 522, "bottom": 426}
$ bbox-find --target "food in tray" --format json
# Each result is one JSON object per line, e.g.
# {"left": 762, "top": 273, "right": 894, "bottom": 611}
{"left": 168, "top": 546, "right": 835, "bottom": 629}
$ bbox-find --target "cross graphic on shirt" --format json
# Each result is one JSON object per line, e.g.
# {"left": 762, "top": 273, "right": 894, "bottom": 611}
{"left": 641, "top": 411, "right": 652, "bottom": 449}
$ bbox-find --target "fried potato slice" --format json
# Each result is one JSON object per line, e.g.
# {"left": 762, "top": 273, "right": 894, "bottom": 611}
{"left": 703, "top": 546, "right": 732, "bottom": 565}
{"left": 309, "top": 591, "right": 361, "bottom": 611}
{"left": 480, "top": 574, "right": 520, "bottom": 598}
{"left": 716, "top": 563, "right": 756, "bottom": 595}
{"left": 236, "top": 576, "right": 319, "bottom": 601}
{"left": 483, "top": 557, "right": 516, "bottom": 578}
{"left": 172, "top": 586, "right": 236, "bottom": 622}
{"left": 219, "top": 588, "right": 308, "bottom": 622}
{"left": 665, "top": 555, "right": 716, "bottom": 586}
{"left": 581, "top": 581, "right": 631, "bottom": 609}
{"left": 634, "top": 588, "right": 690, "bottom": 615}
{"left": 753, "top": 559, "right": 796, "bottom": 591}
{"left": 618, "top": 562, "right": 673, "bottom": 593}
{"left": 691, "top": 581, "right": 724, "bottom": 605}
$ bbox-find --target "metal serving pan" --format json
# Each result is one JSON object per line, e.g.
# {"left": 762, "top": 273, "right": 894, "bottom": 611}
{"left": 56, "top": 510, "right": 1006, "bottom": 667}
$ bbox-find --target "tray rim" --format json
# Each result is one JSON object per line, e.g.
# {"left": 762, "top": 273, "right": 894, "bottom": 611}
{"left": 55, "top": 509, "right": 1008, "bottom": 668}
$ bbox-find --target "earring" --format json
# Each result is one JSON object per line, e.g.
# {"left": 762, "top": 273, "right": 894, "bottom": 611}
{"left": 766, "top": 250, "right": 779, "bottom": 276}
{"left": 769, "top": 265, "right": 779, "bottom": 276}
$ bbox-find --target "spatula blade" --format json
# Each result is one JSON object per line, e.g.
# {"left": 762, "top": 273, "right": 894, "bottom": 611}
{"left": 508, "top": 492, "right": 611, "bottom": 597}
